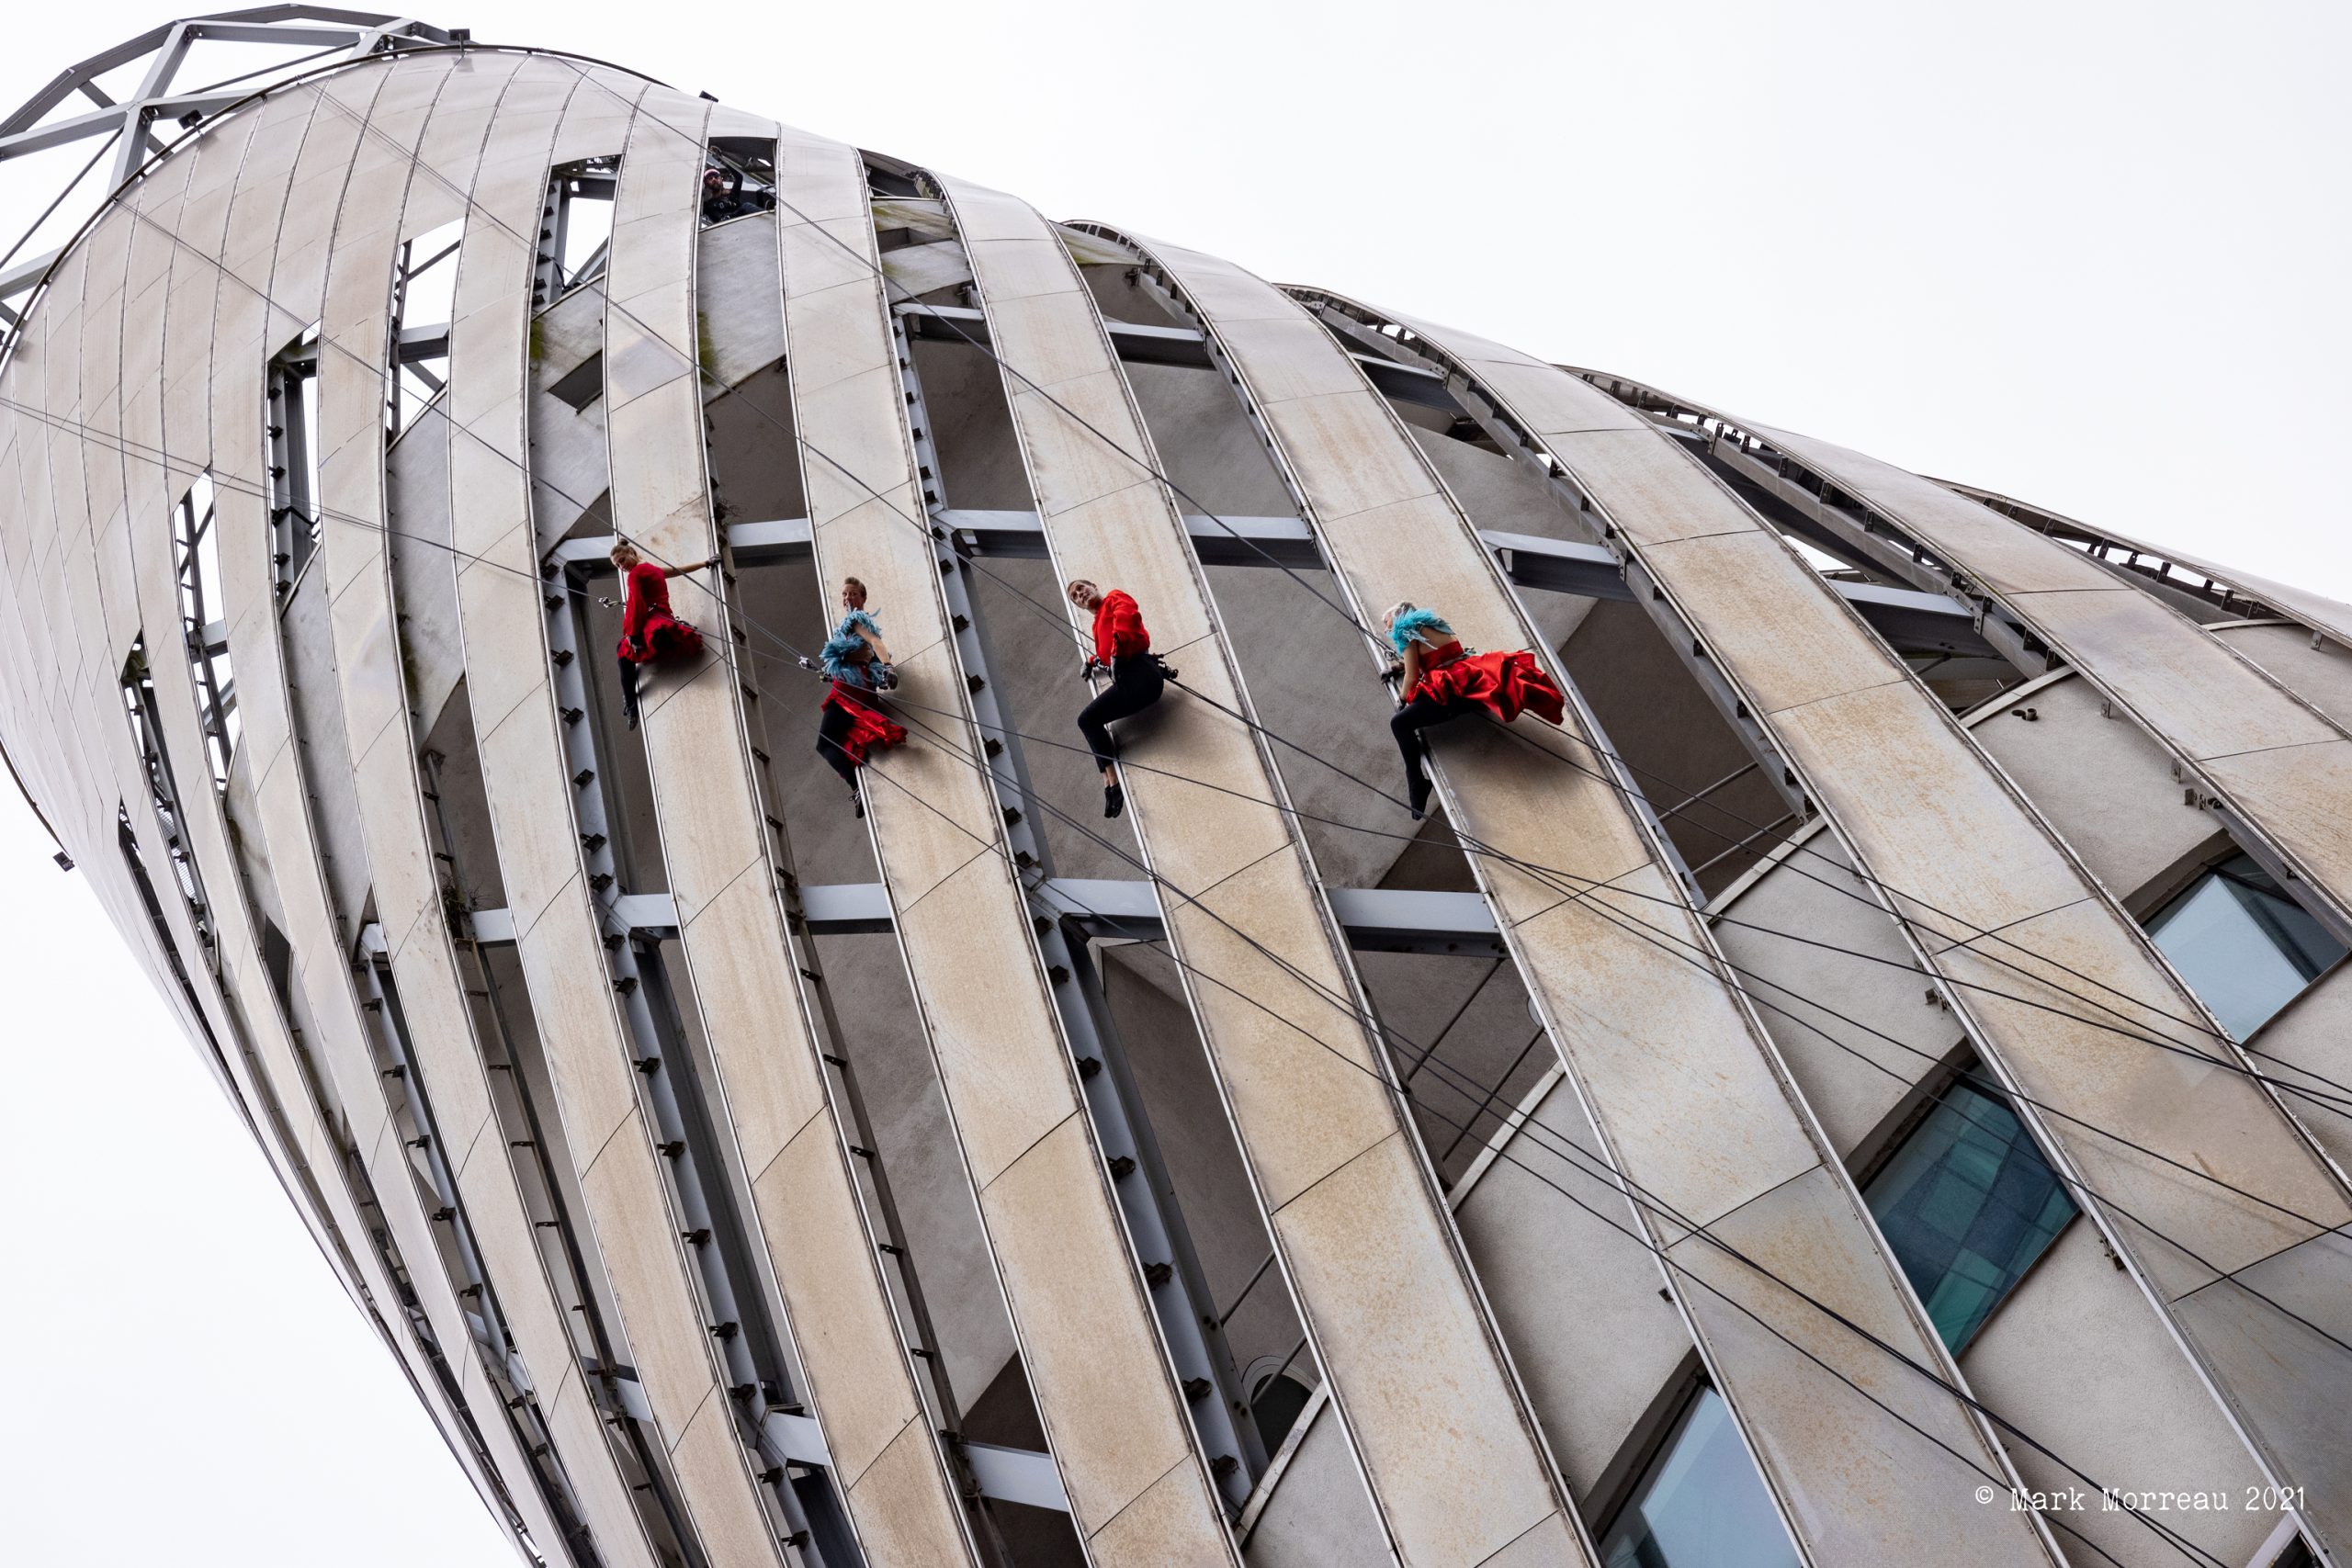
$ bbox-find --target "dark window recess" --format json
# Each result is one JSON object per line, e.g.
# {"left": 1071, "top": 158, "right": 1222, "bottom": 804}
{"left": 1599, "top": 1384, "right": 1798, "bottom": 1568}
{"left": 548, "top": 350, "right": 605, "bottom": 411}
{"left": 1249, "top": 1371, "right": 1310, "bottom": 1455}
{"left": 700, "top": 137, "right": 777, "bottom": 227}
{"left": 2146, "top": 852, "right": 2346, "bottom": 1039}
{"left": 1864, "top": 1076, "right": 2075, "bottom": 1353}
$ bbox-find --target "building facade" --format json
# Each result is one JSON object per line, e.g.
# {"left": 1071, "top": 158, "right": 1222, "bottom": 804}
{"left": 4, "top": 16, "right": 2349, "bottom": 1568}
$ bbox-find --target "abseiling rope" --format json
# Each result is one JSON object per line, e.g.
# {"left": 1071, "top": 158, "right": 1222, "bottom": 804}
{"left": 6, "top": 70, "right": 2324, "bottom": 1565}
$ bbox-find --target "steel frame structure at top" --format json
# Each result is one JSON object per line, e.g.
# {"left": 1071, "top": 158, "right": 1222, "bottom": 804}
{"left": 0, "top": 8, "right": 454, "bottom": 342}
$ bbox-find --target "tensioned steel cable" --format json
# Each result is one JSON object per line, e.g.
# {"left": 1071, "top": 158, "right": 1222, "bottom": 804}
{"left": 288, "top": 50, "right": 2319, "bottom": 1086}
{"left": 28, "top": 168, "right": 2352, "bottom": 1212}
{"left": 9, "top": 69, "right": 2330, "bottom": 1561}
{"left": 735, "top": 155, "right": 2300, "bottom": 1079}
{"left": 27, "top": 98, "right": 2352, "bottom": 1239}
{"left": 779, "top": 643, "right": 2227, "bottom": 1568}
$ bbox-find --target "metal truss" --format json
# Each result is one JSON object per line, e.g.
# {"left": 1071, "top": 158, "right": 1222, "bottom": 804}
{"left": 0, "top": 8, "right": 453, "bottom": 344}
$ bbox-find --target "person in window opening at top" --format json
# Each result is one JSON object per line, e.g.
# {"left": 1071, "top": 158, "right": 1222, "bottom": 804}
{"left": 1383, "top": 601, "right": 1566, "bottom": 821}
{"left": 612, "top": 539, "right": 716, "bottom": 731}
{"left": 1070, "top": 579, "right": 1176, "bottom": 820}
{"left": 796, "top": 576, "right": 907, "bottom": 818}
{"left": 701, "top": 164, "right": 775, "bottom": 225}
{"left": 701, "top": 164, "right": 747, "bottom": 224}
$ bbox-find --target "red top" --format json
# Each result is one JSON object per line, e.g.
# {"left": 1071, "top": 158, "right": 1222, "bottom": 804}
{"left": 1091, "top": 590, "right": 1150, "bottom": 663}
{"left": 622, "top": 561, "right": 671, "bottom": 647}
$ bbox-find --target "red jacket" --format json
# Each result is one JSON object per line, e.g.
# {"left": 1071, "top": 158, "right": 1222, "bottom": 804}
{"left": 618, "top": 560, "right": 703, "bottom": 663}
{"left": 1091, "top": 590, "right": 1149, "bottom": 664}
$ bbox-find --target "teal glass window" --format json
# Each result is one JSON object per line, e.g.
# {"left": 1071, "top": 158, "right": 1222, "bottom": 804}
{"left": 1864, "top": 1078, "right": 2075, "bottom": 1352}
{"left": 1600, "top": 1386, "right": 1797, "bottom": 1568}
{"left": 2145, "top": 852, "right": 2346, "bottom": 1040}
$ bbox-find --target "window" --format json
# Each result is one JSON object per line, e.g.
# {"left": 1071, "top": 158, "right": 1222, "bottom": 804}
{"left": 388, "top": 217, "right": 461, "bottom": 437}
{"left": 1864, "top": 1077, "right": 2075, "bottom": 1352}
{"left": 1600, "top": 1385, "right": 1796, "bottom": 1568}
{"left": 700, "top": 137, "right": 777, "bottom": 228}
{"left": 535, "top": 157, "right": 616, "bottom": 305}
{"left": 2146, "top": 852, "right": 2346, "bottom": 1040}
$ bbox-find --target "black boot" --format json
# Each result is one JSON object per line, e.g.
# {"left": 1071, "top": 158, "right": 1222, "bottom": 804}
{"left": 1104, "top": 783, "right": 1125, "bottom": 819}
{"left": 1406, "top": 771, "right": 1432, "bottom": 822}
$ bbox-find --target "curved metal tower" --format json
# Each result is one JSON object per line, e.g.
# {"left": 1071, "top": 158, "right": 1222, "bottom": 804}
{"left": 3, "top": 19, "right": 2347, "bottom": 1568}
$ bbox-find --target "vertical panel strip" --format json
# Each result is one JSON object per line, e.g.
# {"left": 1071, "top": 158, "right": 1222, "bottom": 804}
{"left": 598, "top": 91, "right": 980, "bottom": 1568}
{"left": 443, "top": 68, "right": 790, "bottom": 1568}
{"left": 775, "top": 127, "right": 1242, "bottom": 1563}
{"left": 311, "top": 52, "right": 662, "bottom": 1568}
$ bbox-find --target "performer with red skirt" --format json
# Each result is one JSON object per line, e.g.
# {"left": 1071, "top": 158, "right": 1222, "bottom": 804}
{"left": 611, "top": 539, "right": 715, "bottom": 730}
{"left": 1383, "top": 602, "right": 1565, "bottom": 820}
{"left": 798, "top": 576, "right": 906, "bottom": 818}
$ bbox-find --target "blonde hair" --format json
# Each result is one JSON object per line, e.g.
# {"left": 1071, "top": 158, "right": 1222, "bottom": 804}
{"left": 608, "top": 538, "right": 639, "bottom": 566}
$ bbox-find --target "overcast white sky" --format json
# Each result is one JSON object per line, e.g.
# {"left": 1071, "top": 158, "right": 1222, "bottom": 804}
{"left": 2, "top": 3, "right": 2346, "bottom": 1562}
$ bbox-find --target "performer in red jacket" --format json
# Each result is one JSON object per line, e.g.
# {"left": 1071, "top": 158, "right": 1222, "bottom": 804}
{"left": 611, "top": 539, "right": 716, "bottom": 729}
{"left": 1069, "top": 579, "right": 1171, "bottom": 819}
{"left": 1383, "top": 602, "right": 1565, "bottom": 820}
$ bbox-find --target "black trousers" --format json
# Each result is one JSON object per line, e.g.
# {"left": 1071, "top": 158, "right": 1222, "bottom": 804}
{"left": 1391, "top": 693, "right": 1468, "bottom": 787}
{"left": 618, "top": 655, "right": 642, "bottom": 728}
{"left": 816, "top": 701, "right": 863, "bottom": 789}
{"left": 1079, "top": 655, "right": 1166, "bottom": 769}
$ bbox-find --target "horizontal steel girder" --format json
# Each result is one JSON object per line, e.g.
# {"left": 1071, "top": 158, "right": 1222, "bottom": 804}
{"left": 553, "top": 516, "right": 1988, "bottom": 656}
{"left": 467, "top": 880, "right": 1508, "bottom": 956}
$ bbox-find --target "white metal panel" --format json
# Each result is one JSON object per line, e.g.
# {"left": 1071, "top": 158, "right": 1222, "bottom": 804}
{"left": 1763, "top": 425, "right": 2352, "bottom": 928}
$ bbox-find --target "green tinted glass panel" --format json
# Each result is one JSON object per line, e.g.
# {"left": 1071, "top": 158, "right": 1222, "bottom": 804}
{"left": 1864, "top": 1079, "right": 2075, "bottom": 1352}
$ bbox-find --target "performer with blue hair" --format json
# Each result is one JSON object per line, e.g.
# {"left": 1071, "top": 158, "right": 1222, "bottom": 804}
{"left": 798, "top": 576, "right": 905, "bottom": 817}
{"left": 1383, "top": 601, "right": 1565, "bottom": 820}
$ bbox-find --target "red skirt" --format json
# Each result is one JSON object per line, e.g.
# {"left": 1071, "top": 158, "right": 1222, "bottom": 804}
{"left": 1411, "top": 649, "right": 1565, "bottom": 726}
{"left": 822, "top": 682, "right": 908, "bottom": 765}
{"left": 618, "top": 611, "right": 704, "bottom": 665}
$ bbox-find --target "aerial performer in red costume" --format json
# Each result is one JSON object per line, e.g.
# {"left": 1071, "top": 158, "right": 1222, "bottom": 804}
{"left": 1069, "top": 579, "right": 1175, "bottom": 820}
{"left": 798, "top": 576, "right": 906, "bottom": 818}
{"left": 611, "top": 539, "right": 716, "bottom": 730}
{"left": 1382, "top": 602, "right": 1566, "bottom": 820}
